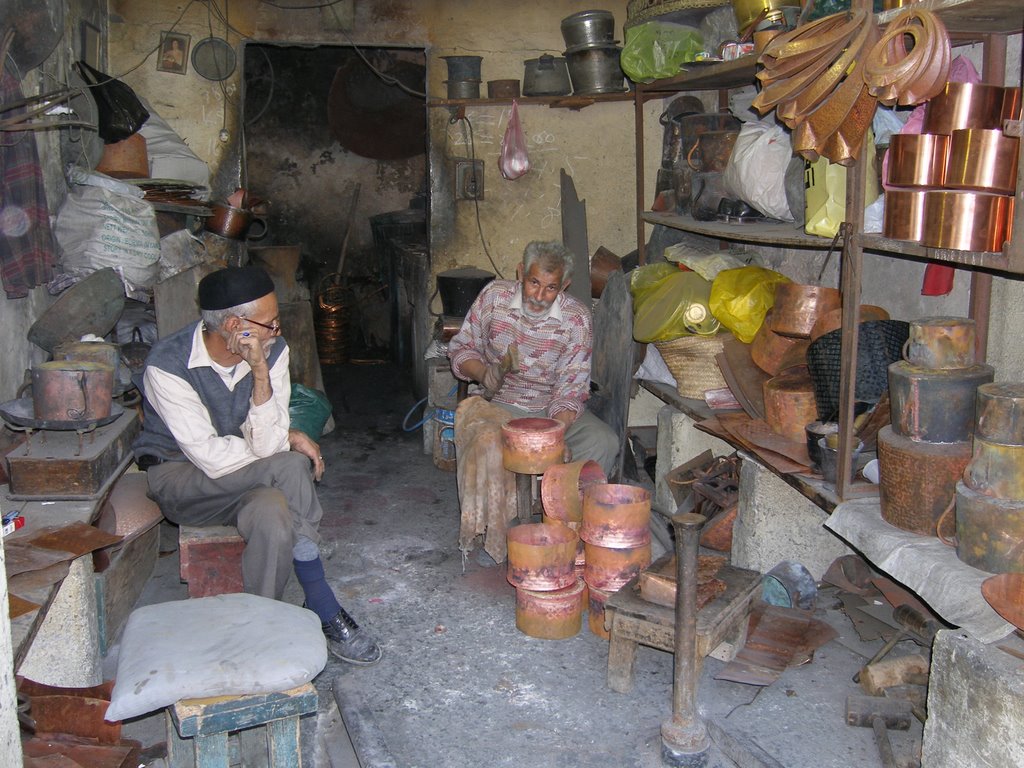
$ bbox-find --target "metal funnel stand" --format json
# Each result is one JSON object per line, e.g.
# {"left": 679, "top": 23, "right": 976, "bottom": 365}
{"left": 661, "top": 511, "right": 710, "bottom": 767}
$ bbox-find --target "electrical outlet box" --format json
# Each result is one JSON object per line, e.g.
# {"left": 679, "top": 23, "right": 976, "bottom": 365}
{"left": 454, "top": 159, "right": 484, "bottom": 200}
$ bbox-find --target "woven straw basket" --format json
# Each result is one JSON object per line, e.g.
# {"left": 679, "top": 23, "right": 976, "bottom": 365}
{"left": 655, "top": 335, "right": 727, "bottom": 399}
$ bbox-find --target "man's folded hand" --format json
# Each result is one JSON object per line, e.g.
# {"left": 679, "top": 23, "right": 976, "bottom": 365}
{"left": 481, "top": 363, "right": 506, "bottom": 399}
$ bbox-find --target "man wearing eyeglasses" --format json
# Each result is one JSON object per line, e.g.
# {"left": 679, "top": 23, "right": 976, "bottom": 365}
{"left": 133, "top": 266, "right": 381, "bottom": 665}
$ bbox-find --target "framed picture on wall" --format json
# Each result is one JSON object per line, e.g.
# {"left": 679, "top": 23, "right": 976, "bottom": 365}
{"left": 80, "top": 21, "right": 101, "bottom": 70}
{"left": 157, "top": 31, "right": 190, "bottom": 75}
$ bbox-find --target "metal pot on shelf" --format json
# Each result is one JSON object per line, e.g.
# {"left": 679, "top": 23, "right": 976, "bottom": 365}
{"left": 523, "top": 54, "right": 571, "bottom": 97}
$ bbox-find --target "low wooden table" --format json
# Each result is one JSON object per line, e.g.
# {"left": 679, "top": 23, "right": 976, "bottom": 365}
{"left": 603, "top": 562, "right": 762, "bottom": 693}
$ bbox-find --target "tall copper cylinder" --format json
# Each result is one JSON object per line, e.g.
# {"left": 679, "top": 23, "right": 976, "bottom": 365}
{"left": 31, "top": 361, "right": 114, "bottom": 422}
{"left": 955, "top": 480, "right": 1024, "bottom": 573}
{"left": 878, "top": 426, "right": 972, "bottom": 536}
{"left": 583, "top": 542, "right": 652, "bottom": 591}
{"left": 886, "top": 133, "right": 949, "bottom": 188}
{"left": 923, "top": 82, "right": 1009, "bottom": 134}
{"left": 888, "top": 361, "right": 994, "bottom": 443}
{"left": 515, "top": 578, "right": 585, "bottom": 639}
{"left": 763, "top": 368, "right": 818, "bottom": 444}
{"left": 883, "top": 190, "right": 929, "bottom": 242}
{"left": 581, "top": 483, "right": 651, "bottom": 548}
{"left": 501, "top": 417, "right": 566, "bottom": 474}
{"left": 904, "top": 316, "right": 976, "bottom": 370}
{"left": 964, "top": 437, "right": 1024, "bottom": 499}
{"left": 771, "top": 284, "right": 842, "bottom": 338}
{"left": 541, "top": 459, "right": 607, "bottom": 524}
{"left": 506, "top": 522, "right": 578, "bottom": 591}
{"left": 922, "top": 191, "right": 1014, "bottom": 252}
{"left": 975, "top": 383, "right": 1024, "bottom": 445}
{"left": 945, "top": 129, "right": 1020, "bottom": 195}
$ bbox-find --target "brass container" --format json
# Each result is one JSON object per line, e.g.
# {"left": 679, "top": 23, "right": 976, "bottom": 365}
{"left": 809, "top": 305, "right": 890, "bottom": 343}
{"left": 923, "top": 82, "right": 1009, "bottom": 134}
{"left": 501, "top": 417, "right": 566, "bottom": 474}
{"left": 945, "top": 129, "right": 1020, "bottom": 195}
{"left": 922, "top": 191, "right": 1014, "bottom": 252}
{"left": 732, "top": 0, "right": 801, "bottom": 32}
{"left": 904, "top": 316, "right": 977, "bottom": 369}
{"left": 883, "top": 190, "right": 929, "bottom": 242}
{"left": 878, "top": 426, "right": 972, "bottom": 536}
{"left": 763, "top": 368, "right": 818, "bottom": 444}
{"left": 751, "top": 311, "right": 810, "bottom": 375}
{"left": 583, "top": 542, "right": 652, "bottom": 592}
{"left": 964, "top": 436, "right": 1024, "bottom": 499}
{"left": 888, "top": 361, "right": 994, "bottom": 443}
{"left": 515, "top": 578, "right": 585, "bottom": 640}
{"left": 581, "top": 483, "right": 651, "bottom": 548}
{"left": 955, "top": 480, "right": 1024, "bottom": 573}
{"left": 541, "top": 459, "right": 607, "bottom": 524}
{"left": 31, "top": 361, "right": 114, "bottom": 422}
{"left": 588, "top": 585, "right": 612, "bottom": 639}
{"left": 886, "top": 133, "right": 949, "bottom": 188}
{"left": 771, "top": 284, "right": 842, "bottom": 338}
{"left": 506, "top": 522, "right": 578, "bottom": 591}
{"left": 975, "top": 383, "right": 1024, "bottom": 445}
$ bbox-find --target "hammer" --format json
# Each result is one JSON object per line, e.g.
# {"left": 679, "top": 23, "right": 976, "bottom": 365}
{"left": 853, "top": 604, "right": 938, "bottom": 683}
{"left": 846, "top": 694, "right": 913, "bottom": 768}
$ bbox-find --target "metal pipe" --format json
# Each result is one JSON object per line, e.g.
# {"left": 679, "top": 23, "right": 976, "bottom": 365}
{"left": 661, "top": 511, "right": 710, "bottom": 767}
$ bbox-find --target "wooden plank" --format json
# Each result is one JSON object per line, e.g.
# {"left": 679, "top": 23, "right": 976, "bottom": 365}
{"left": 95, "top": 525, "right": 159, "bottom": 655}
{"left": 173, "top": 684, "right": 318, "bottom": 738}
{"left": 641, "top": 212, "right": 831, "bottom": 249}
{"left": 590, "top": 270, "right": 634, "bottom": 481}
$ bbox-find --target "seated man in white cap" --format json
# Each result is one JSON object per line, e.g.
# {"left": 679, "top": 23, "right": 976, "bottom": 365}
{"left": 133, "top": 266, "right": 381, "bottom": 665}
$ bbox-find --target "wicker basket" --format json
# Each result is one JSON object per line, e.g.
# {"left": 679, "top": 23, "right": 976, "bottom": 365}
{"left": 655, "top": 335, "right": 727, "bottom": 399}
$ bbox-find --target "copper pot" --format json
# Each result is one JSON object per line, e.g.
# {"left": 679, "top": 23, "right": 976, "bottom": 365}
{"left": 506, "top": 522, "right": 578, "bottom": 591}
{"left": 31, "top": 361, "right": 114, "bottom": 422}
{"left": 771, "top": 284, "right": 841, "bottom": 338}
{"left": 883, "top": 189, "right": 929, "bottom": 242}
{"left": 515, "top": 578, "right": 585, "bottom": 639}
{"left": 501, "top": 417, "right": 566, "bottom": 474}
{"left": 583, "top": 542, "right": 652, "bottom": 591}
{"left": 541, "top": 459, "right": 607, "bottom": 524}
{"left": 580, "top": 483, "right": 651, "bottom": 548}
{"left": 205, "top": 203, "right": 268, "bottom": 241}
{"left": 886, "top": 133, "right": 949, "bottom": 188}
{"left": 763, "top": 368, "right": 818, "bottom": 444}
{"left": 809, "top": 305, "right": 890, "bottom": 343}
{"left": 923, "top": 82, "right": 1009, "bottom": 134}
{"left": 945, "top": 129, "right": 1020, "bottom": 195}
{"left": 751, "top": 311, "right": 810, "bottom": 375}
{"left": 922, "top": 191, "right": 1014, "bottom": 252}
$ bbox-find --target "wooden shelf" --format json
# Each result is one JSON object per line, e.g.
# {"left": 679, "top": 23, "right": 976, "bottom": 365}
{"left": 877, "top": 0, "right": 1024, "bottom": 35}
{"left": 427, "top": 92, "right": 633, "bottom": 110}
{"left": 643, "top": 211, "right": 832, "bottom": 249}
{"left": 636, "top": 56, "right": 757, "bottom": 95}
{"left": 860, "top": 232, "right": 1021, "bottom": 274}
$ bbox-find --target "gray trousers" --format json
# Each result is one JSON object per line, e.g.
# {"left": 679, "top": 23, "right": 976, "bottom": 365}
{"left": 146, "top": 452, "right": 323, "bottom": 600}
{"left": 498, "top": 405, "right": 619, "bottom": 478}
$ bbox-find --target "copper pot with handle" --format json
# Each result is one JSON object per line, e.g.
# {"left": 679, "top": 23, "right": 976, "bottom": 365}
{"left": 31, "top": 361, "right": 114, "bottom": 422}
{"left": 686, "top": 130, "right": 739, "bottom": 173}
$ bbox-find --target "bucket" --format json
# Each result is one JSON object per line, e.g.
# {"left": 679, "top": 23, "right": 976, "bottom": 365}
{"left": 762, "top": 560, "right": 817, "bottom": 610}
{"left": 565, "top": 45, "right": 625, "bottom": 95}
{"left": 436, "top": 267, "right": 494, "bottom": 317}
{"left": 433, "top": 407, "right": 456, "bottom": 472}
{"left": 441, "top": 55, "right": 483, "bottom": 82}
{"left": 515, "top": 578, "right": 585, "bottom": 640}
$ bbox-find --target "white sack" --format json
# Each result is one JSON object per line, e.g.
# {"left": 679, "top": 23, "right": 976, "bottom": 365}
{"left": 724, "top": 121, "right": 795, "bottom": 222}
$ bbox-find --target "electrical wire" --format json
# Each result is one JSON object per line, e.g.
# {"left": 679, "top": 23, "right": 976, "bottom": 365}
{"left": 449, "top": 112, "right": 504, "bottom": 280}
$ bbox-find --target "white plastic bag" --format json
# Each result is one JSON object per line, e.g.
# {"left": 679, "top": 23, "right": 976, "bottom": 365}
{"left": 54, "top": 182, "right": 161, "bottom": 300}
{"left": 724, "top": 121, "right": 795, "bottom": 222}
{"left": 499, "top": 101, "right": 530, "bottom": 180}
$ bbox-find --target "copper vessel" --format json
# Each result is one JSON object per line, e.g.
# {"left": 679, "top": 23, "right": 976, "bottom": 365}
{"left": 751, "top": 311, "right": 810, "bottom": 375}
{"left": 506, "top": 522, "right": 578, "bottom": 591}
{"left": 975, "top": 383, "right": 1024, "bottom": 445}
{"left": 923, "top": 82, "right": 1008, "bottom": 134}
{"left": 501, "top": 417, "right": 566, "bottom": 474}
{"left": 886, "top": 133, "right": 949, "bottom": 188}
{"left": 31, "top": 361, "right": 114, "bottom": 422}
{"left": 809, "top": 305, "right": 890, "bottom": 343}
{"left": 888, "top": 361, "right": 994, "bottom": 443}
{"left": 583, "top": 542, "right": 652, "bottom": 592}
{"left": 541, "top": 459, "right": 607, "bottom": 524}
{"left": 964, "top": 436, "right": 1024, "bottom": 499}
{"left": 54, "top": 340, "right": 121, "bottom": 372}
{"left": 922, "top": 191, "right": 1014, "bottom": 252}
{"left": 581, "top": 483, "right": 651, "bottom": 548}
{"left": 771, "top": 284, "right": 841, "bottom": 338}
{"left": 903, "top": 316, "right": 974, "bottom": 369}
{"left": 588, "top": 585, "right": 612, "bottom": 639}
{"left": 982, "top": 573, "right": 1024, "bottom": 631}
{"left": 955, "top": 480, "right": 1024, "bottom": 573}
{"left": 515, "top": 578, "right": 585, "bottom": 640}
{"left": 763, "top": 368, "right": 818, "bottom": 444}
{"left": 883, "top": 190, "right": 929, "bottom": 242}
{"left": 945, "top": 129, "right": 1020, "bottom": 195}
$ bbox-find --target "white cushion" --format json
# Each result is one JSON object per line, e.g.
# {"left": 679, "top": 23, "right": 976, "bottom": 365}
{"left": 105, "top": 593, "right": 327, "bottom": 721}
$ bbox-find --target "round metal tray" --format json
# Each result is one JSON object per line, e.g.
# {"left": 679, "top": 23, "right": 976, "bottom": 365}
{"left": 0, "top": 397, "right": 123, "bottom": 431}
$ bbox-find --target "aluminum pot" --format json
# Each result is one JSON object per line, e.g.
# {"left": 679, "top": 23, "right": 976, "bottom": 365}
{"left": 523, "top": 54, "right": 571, "bottom": 96}
{"left": 32, "top": 361, "right": 114, "bottom": 422}
{"left": 561, "top": 10, "right": 616, "bottom": 49}
{"left": 565, "top": 45, "right": 625, "bottom": 95}
{"left": 444, "top": 79, "right": 481, "bottom": 100}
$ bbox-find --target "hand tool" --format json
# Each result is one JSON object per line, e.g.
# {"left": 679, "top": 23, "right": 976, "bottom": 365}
{"left": 853, "top": 604, "right": 938, "bottom": 683}
{"left": 846, "top": 694, "right": 914, "bottom": 768}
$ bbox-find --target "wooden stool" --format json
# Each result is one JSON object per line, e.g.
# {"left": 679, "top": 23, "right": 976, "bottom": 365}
{"left": 165, "top": 682, "right": 318, "bottom": 768}
{"left": 179, "top": 525, "right": 245, "bottom": 598}
{"left": 603, "top": 562, "right": 762, "bottom": 693}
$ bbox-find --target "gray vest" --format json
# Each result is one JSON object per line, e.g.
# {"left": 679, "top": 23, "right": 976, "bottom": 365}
{"left": 132, "top": 320, "right": 288, "bottom": 462}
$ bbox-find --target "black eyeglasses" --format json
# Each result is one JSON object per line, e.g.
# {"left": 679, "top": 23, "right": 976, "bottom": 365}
{"left": 241, "top": 317, "right": 281, "bottom": 335}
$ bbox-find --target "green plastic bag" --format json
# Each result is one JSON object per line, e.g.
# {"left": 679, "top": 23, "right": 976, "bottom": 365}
{"left": 620, "top": 21, "right": 703, "bottom": 83}
{"left": 709, "top": 266, "right": 791, "bottom": 344}
{"left": 631, "top": 266, "right": 719, "bottom": 342}
{"left": 289, "top": 384, "right": 332, "bottom": 440}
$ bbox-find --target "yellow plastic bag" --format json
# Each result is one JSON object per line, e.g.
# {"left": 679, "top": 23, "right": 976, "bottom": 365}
{"left": 709, "top": 266, "right": 791, "bottom": 344}
{"left": 631, "top": 266, "right": 719, "bottom": 342}
{"left": 804, "top": 130, "right": 880, "bottom": 237}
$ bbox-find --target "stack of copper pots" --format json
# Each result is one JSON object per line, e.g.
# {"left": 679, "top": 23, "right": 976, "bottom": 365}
{"left": 541, "top": 459, "right": 607, "bottom": 598}
{"left": 879, "top": 317, "right": 993, "bottom": 535}
{"left": 579, "top": 484, "right": 652, "bottom": 639}
{"left": 884, "top": 82, "right": 1020, "bottom": 251}
{"left": 506, "top": 522, "right": 585, "bottom": 639}
{"left": 955, "top": 382, "right": 1024, "bottom": 573}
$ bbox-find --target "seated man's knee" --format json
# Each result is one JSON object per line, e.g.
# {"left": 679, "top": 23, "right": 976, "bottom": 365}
{"left": 238, "top": 487, "right": 292, "bottom": 542}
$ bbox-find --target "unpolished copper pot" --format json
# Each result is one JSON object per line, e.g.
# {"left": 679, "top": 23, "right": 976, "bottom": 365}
{"left": 923, "top": 82, "right": 1008, "bottom": 134}
{"left": 771, "top": 284, "right": 841, "bottom": 339}
{"left": 751, "top": 311, "right": 810, "bottom": 375}
{"left": 32, "top": 361, "right": 114, "bottom": 422}
{"left": 506, "top": 522, "right": 578, "bottom": 591}
{"left": 945, "top": 129, "right": 1020, "bottom": 195}
{"left": 922, "top": 191, "right": 1014, "bottom": 252}
{"left": 581, "top": 483, "right": 651, "bottom": 548}
{"left": 886, "top": 133, "right": 949, "bottom": 188}
{"left": 541, "top": 460, "right": 607, "bottom": 524}
{"left": 583, "top": 542, "right": 652, "bottom": 591}
{"left": 501, "top": 417, "right": 566, "bottom": 474}
{"left": 515, "top": 578, "right": 585, "bottom": 640}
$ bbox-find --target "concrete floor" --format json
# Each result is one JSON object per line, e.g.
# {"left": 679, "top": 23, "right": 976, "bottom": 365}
{"left": 105, "top": 361, "right": 925, "bottom": 767}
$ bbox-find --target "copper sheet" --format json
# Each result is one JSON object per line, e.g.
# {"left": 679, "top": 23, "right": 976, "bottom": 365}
{"left": 25, "top": 521, "right": 121, "bottom": 556}
{"left": 887, "top": 133, "right": 949, "bottom": 187}
{"left": 3, "top": 542, "right": 77, "bottom": 579}
{"left": 946, "top": 129, "right": 1020, "bottom": 195}
{"left": 923, "top": 82, "right": 1009, "bottom": 134}
{"left": 975, "top": 383, "right": 1024, "bottom": 444}
{"left": 771, "top": 284, "right": 841, "bottom": 338}
{"left": 751, "top": 311, "right": 809, "bottom": 375}
{"left": 922, "top": 191, "right": 1014, "bottom": 252}
{"left": 732, "top": 417, "right": 812, "bottom": 466}
{"left": 697, "top": 413, "right": 807, "bottom": 475}
{"left": 1004, "top": 87, "right": 1022, "bottom": 122}
{"left": 637, "top": 553, "right": 727, "bottom": 609}
{"left": 982, "top": 573, "right": 1024, "bottom": 631}
{"left": 540, "top": 460, "right": 606, "bottom": 524}
{"left": 8, "top": 593, "right": 40, "bottom": 619}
